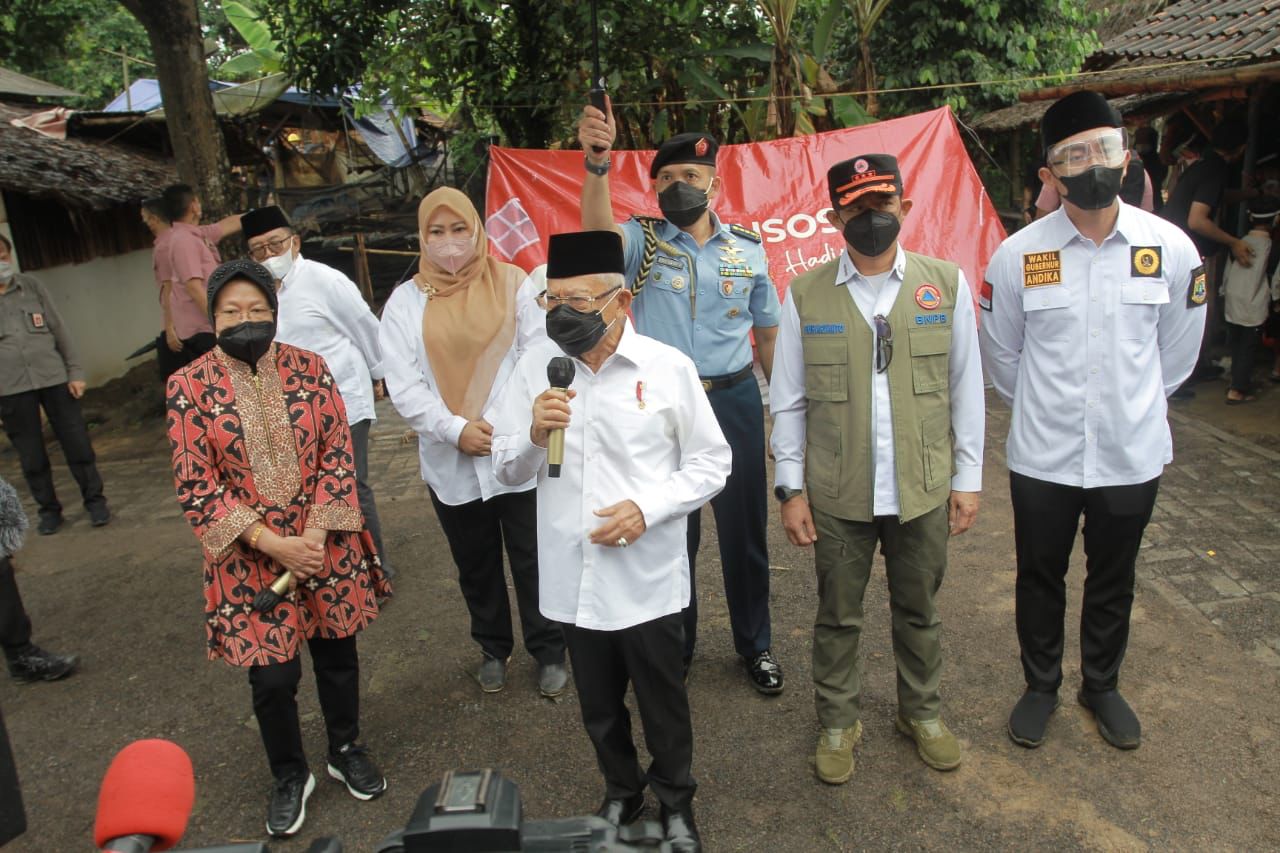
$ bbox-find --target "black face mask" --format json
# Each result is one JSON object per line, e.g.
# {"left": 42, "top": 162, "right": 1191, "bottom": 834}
{"left": 217, "top": 321, "right": 276, "bottom": 370}
{"left": 658, "top": 181, "right": 709, "bottom": 228}
{"left": 1058, "top": 166, "right": 1124, "bottom": 211}
{"left": 545, "top": 291, "right": 619, "bottom": 357}
{"left": 843, "top": 209, "right": 901, "bottom": 257}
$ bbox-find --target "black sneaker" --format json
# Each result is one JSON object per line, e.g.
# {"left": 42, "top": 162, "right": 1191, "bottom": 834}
{"left": 266, "top": 772, "right": 314, "bottom": 838}
{"left": 327, "top": 742, "right": 387, "bottom": 800}
{"left": 745, "top": 649, "right": 784, "bottom": 695}
{"left": 8, "top": 645, "right": 78, "bottom": 683}
{"left": 1007, "top": 689, "right": 1060, "bottom": 748}
{"left": 89, "top": 504, "right": 111, "bottom": 527}
{"left": 36, "top": 515, "right": 62, "bottom": 536}
{"left": 1077, "top": 688, "right": 1141, "bottom": 750}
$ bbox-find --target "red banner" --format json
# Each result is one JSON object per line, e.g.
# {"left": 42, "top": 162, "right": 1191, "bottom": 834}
{"left": 485, "top": 106, "right": 1006, "bottom": 297}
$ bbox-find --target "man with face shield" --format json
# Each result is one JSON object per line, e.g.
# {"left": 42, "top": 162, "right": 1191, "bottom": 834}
{"left": 769, "top": 154, "right": 985, "bottom": 783}
{"left": 578, "top": 100, "right": 784, "bottom": 696}
{"left": 242, "top": 206, "right": 392, "bottom": 579}
{"left": 980, "top": 91, "right": 1206, "bottom": 752}
{"left": 492, "top": 230, "right": 730, "bottom": 852}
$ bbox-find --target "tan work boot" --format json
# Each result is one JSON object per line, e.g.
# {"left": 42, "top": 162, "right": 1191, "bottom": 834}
{"left": 814, "top": 720, "right": 862, "bottom": 784}
{"left": 895, "top": 715, "right": 961, "bottom": 771}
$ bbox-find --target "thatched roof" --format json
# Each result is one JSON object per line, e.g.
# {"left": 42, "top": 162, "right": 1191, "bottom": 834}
{"left": 0, "top": 101, "right": 176, "bottom": 210}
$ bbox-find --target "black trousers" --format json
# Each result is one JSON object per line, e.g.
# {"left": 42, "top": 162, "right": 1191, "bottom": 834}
{"left": 1010, "top": 472, "right": 1159, "bottom": 693}
{"left": 562, "top": 613, "right": 695, "bottom": 812}
{"left": 0, "top": 557, "right": 32, "bottom": 661}
{"left": 248, "top": 635, "right": 360, "bottom": 781}
{"left": 429, "top": 488, "right": 564, "bottom": 665}
{"left": 349, "top": 419, "right": 389, "bottom": 570}
{"left": 683, "top": 375, "right": 771, "bottom": 662}
{"left": 0, "top": 384, "right": 104, "bottom": 523}
{"left": 1226, "top": 321, "right": 1261, "bottom": 394}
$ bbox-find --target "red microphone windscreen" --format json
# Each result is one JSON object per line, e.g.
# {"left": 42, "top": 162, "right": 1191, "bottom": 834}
{"left": 94, "top": 739, "right": 194, "bottom": 851}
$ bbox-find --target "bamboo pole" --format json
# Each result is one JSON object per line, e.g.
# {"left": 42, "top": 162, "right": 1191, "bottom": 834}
{"left": 353, "top": 233, "right": 374, "bottom": 305}
{"left": 1019, "top": 61, "right": 1280, "bottom": 102}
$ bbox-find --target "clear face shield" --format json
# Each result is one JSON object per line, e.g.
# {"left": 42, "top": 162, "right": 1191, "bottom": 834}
{"left": 1046, "top": 127, "right": 1127, "bottom": 177}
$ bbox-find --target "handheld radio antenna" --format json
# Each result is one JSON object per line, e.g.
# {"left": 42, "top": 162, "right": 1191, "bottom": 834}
{"left": 588, "top": 0, "right": 607, "bottom": 155}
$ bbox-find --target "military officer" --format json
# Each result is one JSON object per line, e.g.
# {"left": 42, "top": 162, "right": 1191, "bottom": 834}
{"left": 981, "top": 91, "right": 1206, "bottom": 751}
{"left": 578, "top": 98, "right": 784, "bottom": 694}
{"left": 770, "top": 154, "right": 985, "bottom": 782}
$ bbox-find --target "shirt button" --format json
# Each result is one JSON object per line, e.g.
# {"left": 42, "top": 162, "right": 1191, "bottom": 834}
{"left": 1090, "top": 367, "right": 1099, "bottom": 374}
{"left": 1088, "top": 401, "right": 1097, "bottom": 408}
{"left": 695, "top": 324, "right": 702, "bottom": 330}
{"left": 699, "top": 289, "right": 705, "bottom": 295}
{"left": 1091, "top": 330, "right": 1100, "bottom": 337}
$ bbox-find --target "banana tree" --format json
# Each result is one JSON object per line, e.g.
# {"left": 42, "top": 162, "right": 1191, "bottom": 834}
{"left": 847, "top": 0, "right": 892, "bottom": 116}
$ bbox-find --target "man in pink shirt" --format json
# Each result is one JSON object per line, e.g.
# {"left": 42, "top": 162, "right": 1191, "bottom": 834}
{"left": 161, "top": 184, "right": 243, "bottom": 367}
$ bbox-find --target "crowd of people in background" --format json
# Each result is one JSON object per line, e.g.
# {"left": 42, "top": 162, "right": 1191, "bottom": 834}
{"left": 0, "top": 87, "right": 1272, "bottom": 851}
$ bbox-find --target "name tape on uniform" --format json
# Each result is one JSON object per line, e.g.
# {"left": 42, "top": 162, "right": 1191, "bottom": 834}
{"left": 803, "top": 323, "right": 845, "bottom": 335}
{"left": 1022, "top": 251, "right": 1062, "bottom": 288}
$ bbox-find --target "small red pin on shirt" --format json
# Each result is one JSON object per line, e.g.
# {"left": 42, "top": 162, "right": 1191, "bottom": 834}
{"left": 636, "top": 380, "right": 646, "bottom": 410}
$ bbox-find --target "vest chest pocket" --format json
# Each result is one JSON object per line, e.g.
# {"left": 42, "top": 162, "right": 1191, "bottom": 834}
{"left": 921, "top": 413, "right": 953, "bottom": 492}
{"left": 802, "top": 338, "right": 849, "bottom": 402}
{"left": 908, "top": 327, "right": 950, "bottom": 394}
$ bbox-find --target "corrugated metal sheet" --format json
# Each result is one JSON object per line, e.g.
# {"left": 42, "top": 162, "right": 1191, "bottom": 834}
{"left": 1092, "top": 0, "right": 1280, "bottom": 65}
{"left": 0, "top": 67, "right": 80, "bottom": 100}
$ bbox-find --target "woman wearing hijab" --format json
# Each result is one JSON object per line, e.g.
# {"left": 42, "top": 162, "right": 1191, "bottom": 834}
{"left": 380, "top": 187, "right": 566, "bottom": 698}
{"left": 166, "top": 259, "right": 391, "bottom": 839}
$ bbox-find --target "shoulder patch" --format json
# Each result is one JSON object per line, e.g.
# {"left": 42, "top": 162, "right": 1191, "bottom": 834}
{"left": 979, "top": 280, "right": 993, "bottom": 312}
{"left": 728, "top": 224, "right": 762, "bottom": 243}
{"left": 1188, "top": 265, "right": 1207, "bottom": 307}
{"left": 1130, "top": 246, "right": 1162, "bottom": 278}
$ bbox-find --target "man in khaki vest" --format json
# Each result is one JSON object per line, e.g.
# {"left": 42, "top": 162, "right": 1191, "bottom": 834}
{"left": 770, "top": 154, "right": 985, "bottom": 782}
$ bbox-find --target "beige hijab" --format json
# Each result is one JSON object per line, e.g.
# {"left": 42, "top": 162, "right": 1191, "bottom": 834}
{"left": 414, "top": 187, "right": 524, "bottom": 420}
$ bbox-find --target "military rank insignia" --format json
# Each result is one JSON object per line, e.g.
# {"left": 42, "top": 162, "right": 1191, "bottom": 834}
{"left": 1131, "top": 246, "right": 1162, "bottom": 278}
{"left": 1188, "top": 265, "right": 1207, "bottom": 306}
{"left": 1022, "top": 251, "right": 1062, "bottom": 287}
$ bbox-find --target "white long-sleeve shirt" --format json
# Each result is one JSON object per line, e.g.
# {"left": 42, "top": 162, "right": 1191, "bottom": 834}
{"left": 490, "top": 322, "right": 731, "bottom": 631}
{"left": 770, "top": 246, "right": 986, "bottom": 514}
{"left": 379, "top": 275, "right": 544, "bottom": 505}
{"left": 273, "top": 255, "right": 384, "bottom": 425}
{"left": 980, "top": 202, "right": 1206, "bottom": 488}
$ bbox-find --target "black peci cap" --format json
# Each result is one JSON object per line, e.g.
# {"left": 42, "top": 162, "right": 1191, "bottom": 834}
{"left": 240, "top": 206, "right": 292, "bottom": 240}
{"left": 827, "top": 154, "right": 903, "bottom": 209}
{"left": 206, "top": 259, "right": 279, "bottom": 322}
{"left": 545, "top": 231, "right": 626, "bottom": 279}
{"left": 650, "top": 132, "right": 719, "bottom": 179}
{"left": 1041, "top": 91, "right": 1123, "bottom": 154}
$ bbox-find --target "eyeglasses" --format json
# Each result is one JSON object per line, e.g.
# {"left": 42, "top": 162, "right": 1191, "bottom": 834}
{"left": 1047, "top": 128, "right": 1127, "bottom": 177}
{"left": 216, "top": 307, "right": 273, "bottom": 323}
{"left": 874, "top": 314, "right": 893, "bottom": 374}
{"left": 247, "top": 234, "right": 294, "bottom": 261}
{"left": 536, "top": 286, "right": 620, "bottom": 312}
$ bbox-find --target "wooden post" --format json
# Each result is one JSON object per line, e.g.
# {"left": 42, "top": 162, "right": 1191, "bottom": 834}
{"left": 353, "top": 233, "right": 374, "bottom": 306}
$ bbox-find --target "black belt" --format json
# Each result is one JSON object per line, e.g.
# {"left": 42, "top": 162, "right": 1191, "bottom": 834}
{"left": 699, "top": 365, "right": 754, "bottom": 392}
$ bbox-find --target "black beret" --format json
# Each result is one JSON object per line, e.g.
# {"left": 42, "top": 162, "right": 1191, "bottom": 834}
{"left": 545, "top": 231, "right": 625, "bottom": 280}
{"left": 241, "top": 206, "right": 293, "bottom": 240}
{"left": 650, "top": 132, "right": 719, "bottom": 179}
{"left": 827, "top": 154, "right": 902, "bottom": 209}
{"left": 206, "top": 259, "right": 278, "bottom": 322}
{"left": 1041, "top": 91, "right": 1122, "bottom": 153}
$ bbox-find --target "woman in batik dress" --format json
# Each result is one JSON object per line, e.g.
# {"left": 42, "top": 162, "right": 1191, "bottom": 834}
{"left": 166, "top": 259, "right": 390, "bottom": 839}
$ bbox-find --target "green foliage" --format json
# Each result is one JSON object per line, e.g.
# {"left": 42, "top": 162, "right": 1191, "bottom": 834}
{"left": 0, "top": 0, "right": 151, "bottom": 108}
{"left": 834, "top": 0, "right": 1100, "bottom": 116}
{"left": 217, "top": 0, "right": 284, "bottom": 79}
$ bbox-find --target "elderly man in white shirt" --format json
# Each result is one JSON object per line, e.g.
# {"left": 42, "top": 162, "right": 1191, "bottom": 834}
{"left": 981, "top": 91, "right": 1205, "bottom": 752}
{"left": 241, "top": 206, "right": 393, "bottom": 576}
{"left": 492, "top": 231, "right": 729, "bottom": 853}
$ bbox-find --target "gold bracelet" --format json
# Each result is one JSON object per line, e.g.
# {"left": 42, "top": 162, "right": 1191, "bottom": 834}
{"left": 249, "top": 524, "right": 265, "bottom": 549}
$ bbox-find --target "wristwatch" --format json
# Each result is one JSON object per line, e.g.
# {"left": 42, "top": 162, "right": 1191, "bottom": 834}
{"left": 584, "top": 156, "right": 611, "bottom": 176}
{"left": 774, "top": 486, "right": 803, "bottom": 504}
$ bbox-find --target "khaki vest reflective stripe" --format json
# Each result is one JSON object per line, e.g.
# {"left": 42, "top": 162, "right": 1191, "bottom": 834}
{"left": 790, "top": 251, "right": 959, "bottom": 522}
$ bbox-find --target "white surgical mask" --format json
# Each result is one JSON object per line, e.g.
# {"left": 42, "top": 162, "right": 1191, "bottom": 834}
{"left": 0, "top": 261, "right": 13, "bottom": 283}
{"left": 262, "top": 249, "right": 295, "bottom": 281}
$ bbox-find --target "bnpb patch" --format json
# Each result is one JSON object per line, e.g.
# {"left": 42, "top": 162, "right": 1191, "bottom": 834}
{"left": 695, "top": 137, "right": 709, "bottom": 157}
{"left": 1131, "top": 246, "right": 1162, "bottom": 278}
{"left": 1188, "top": 265, "right": 1207, "bottom": 307}
{"left": 915, "top": 283, "right": 942, "bottom": 311}
{"left": 979, "top": 280, "right": 993, "bottom": 312}
{"left": 1022, "top": 251, "right": 1062, "bottom": 288}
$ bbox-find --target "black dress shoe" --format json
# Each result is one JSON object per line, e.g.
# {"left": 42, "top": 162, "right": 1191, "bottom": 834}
{"left": 595, "top": 793, "right": 645, "bottom": 827}
{"left": 1007, "top": 689, "right": 1060, "bottom": 748}
{"left": 89, "top": 504, "right": 111, "bottom": 527}
{"left": 1077, "top": 688, "right": 1141, "bottom": 749}
{"left": 660, "top": 805, "right": 701, "bottom": 853}
{"left": 745, "top": 648, "right": 784, "bottom": 695}
{"left": 266, "top": 772, "right": 315, "bottom": 837}
{"left": 37, "top": 515, "right": 62, "bottom": 535}
{"left": 7, "top": 645, "right": 78, "bottom": 683}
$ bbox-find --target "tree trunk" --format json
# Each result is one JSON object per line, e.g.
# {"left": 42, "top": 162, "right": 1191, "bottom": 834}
{"left": 118, "top": 0, "right": 237, "bottom": 219}
{"left": 859, "top": 36, "right": 878, "bottom": 117}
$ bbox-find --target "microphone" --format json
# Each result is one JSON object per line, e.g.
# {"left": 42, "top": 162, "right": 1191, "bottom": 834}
{"left": 95, "top": 739, "right": 194, "bottom": 853}
{"left": 546, "top": 357, "right": 576, "bottom": 478}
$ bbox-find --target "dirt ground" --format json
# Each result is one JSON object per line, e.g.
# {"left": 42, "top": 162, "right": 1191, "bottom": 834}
{"left": 1, "top": 378, "right": 1279, "bottom": 851}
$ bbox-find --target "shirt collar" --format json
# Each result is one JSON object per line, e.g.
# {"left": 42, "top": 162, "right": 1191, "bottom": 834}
{"left": 580, "top": 317, "right": 641, "bottom": 373}
{"left": 659, "top": 211, "right": 723, "bottom": 242}
{"left": 278, "top": 253, "right": 304, "bottom": 290}
{"left": 1042, "top": 202, "right": 1135, "bottom": 249}
{"left": 835, "top": 243, "right": 906, "bottom": 287}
